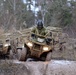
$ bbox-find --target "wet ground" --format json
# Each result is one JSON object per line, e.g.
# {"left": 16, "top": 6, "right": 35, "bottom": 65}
{"left": 0, "top": 59, "right": 76, "bottom": 75}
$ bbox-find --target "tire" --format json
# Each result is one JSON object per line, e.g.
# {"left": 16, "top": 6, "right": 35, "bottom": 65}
{"left": 17, "top": 48, "right": 27, "bottom": 61}
{"left": 9, "top": 50, "right": 14, "bottom": 59}
{"left": 10, "top": 39, "right": 17, "bottom": 54}
{"left": 46, "top": 52, "right": 52, "bottom": 61}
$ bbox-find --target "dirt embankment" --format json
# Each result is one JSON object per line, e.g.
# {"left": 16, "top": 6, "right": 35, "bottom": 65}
{"left": 0, "top": 60, "right": 76, "bottom": 75}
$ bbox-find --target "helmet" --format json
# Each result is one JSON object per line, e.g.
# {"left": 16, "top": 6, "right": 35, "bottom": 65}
{"left": 37, "top": 20, "right": 43, "bottom": 29}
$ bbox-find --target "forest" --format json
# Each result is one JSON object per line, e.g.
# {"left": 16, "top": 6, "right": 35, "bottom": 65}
{"left": 0, "top": 0, "right": 76, "bottom": 37}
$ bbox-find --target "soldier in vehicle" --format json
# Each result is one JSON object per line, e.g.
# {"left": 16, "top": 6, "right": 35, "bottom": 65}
{"left": 31, "top": 20, "right": 47, "bottom": 36}
{"left": 31, "top": 20, "right": 52, "bottom": 45}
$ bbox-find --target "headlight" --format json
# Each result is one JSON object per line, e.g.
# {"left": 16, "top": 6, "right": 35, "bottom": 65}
{"left": 43, "top": 47, "right": 49, "bottom": 51}
{"left": 4, "top": 44, "right": 10, "bottom": 47}
{"left": 22, "top": 45, "right": 24, "bottom": 48}
{"left": 4, "top": 44, "right": 9, "bottom": 47}
{"left": 27, "top": 42, "right": 33, "bottom": 47}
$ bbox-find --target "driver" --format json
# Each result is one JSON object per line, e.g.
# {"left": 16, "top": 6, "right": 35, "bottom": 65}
{"left": 31, "top": 20, "right": 47, "bottom": 36}
{"left": 31, "top": 20, "right": 53, "bottom": 44}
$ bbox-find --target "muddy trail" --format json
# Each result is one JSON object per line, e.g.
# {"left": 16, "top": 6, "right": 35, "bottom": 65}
{"left": 0, "top": 60, "right": 76, "bottom": 75}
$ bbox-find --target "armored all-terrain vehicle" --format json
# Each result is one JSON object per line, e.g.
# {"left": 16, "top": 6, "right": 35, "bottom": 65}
{"left": 17, "top": 32, "right": 54, "bottom": 61}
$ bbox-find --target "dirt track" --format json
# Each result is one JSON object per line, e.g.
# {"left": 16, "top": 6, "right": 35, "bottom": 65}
{"left": 0, "top": 60, "right": 76, "bottom": 75}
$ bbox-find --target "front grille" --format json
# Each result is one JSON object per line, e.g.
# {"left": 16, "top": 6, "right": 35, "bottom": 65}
{"left": 33, "top": 44, "right": 41, "bottom": 51}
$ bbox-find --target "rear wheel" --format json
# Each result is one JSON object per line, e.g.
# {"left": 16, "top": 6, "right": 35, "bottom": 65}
{"left": 17, "top": 48, "right": 27, "bottom": 61}
{"left": 46, "top": 52, "right": 52, "bottom": 61}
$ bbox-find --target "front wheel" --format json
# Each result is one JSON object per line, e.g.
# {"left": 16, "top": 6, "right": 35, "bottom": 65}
{"left": 46, "top": 52, "right": 52, "bottom": 61}
{"left": 9, "top": 50, "right": 13, "bottom": 59}
{"left": 17, "top": 47, "right": 27, "bottom": 61}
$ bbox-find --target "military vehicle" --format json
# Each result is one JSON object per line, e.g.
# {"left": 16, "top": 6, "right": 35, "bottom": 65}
{"left": 17, "top": 32, "right": 54, "bottom": 61}
{"left": 0, "top": 34, "right": 11, "bottom": 58}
